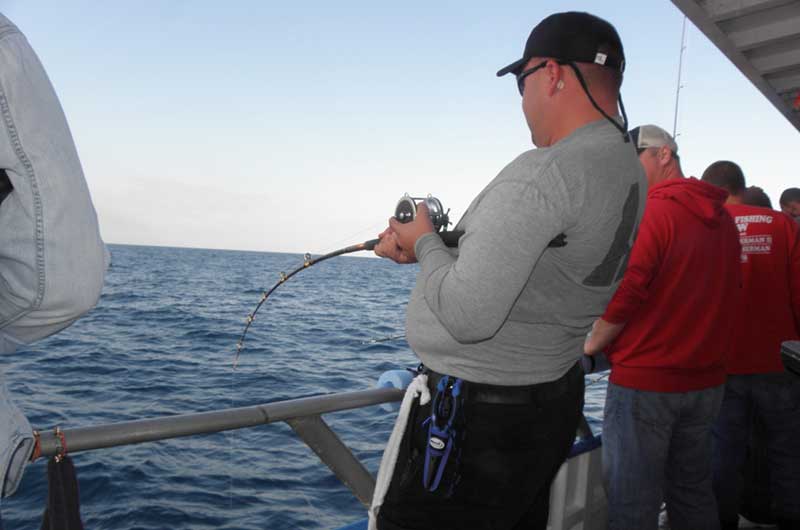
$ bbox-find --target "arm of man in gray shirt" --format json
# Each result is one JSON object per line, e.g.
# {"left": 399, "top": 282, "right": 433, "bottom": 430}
{"left": 414, "top": 159, "right": 571, "bottom": 344}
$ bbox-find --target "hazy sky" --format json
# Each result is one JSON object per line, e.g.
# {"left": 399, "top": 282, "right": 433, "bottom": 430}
{"left": 3, "top": 1, "right": 799, "bottom": 254}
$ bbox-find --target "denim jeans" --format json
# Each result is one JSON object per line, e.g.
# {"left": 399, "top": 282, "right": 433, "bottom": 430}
{"left": 0, "top": 13, "right": 106, "bottom": 499}
{"left": 602, "top": 382, "right": 724, "bottom": 530}
{"left": 712, "top": 373, "right": 800, "bottom": 526}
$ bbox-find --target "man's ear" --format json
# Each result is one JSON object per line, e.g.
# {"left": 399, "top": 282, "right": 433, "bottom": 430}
{"left": 545, "top": 60, "right": 564, "bottom": 96}
{"left": 658, "top": 146, "right": 672, "bottom": 167}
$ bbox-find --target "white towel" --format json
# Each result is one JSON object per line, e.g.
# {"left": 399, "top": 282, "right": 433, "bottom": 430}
{"left": 368, "top": 374, "right": 430, "bottom": 530}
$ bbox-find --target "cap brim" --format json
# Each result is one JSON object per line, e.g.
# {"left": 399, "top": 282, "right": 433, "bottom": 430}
{"left": 496, "top": 57, "right": 527, "bottom": 77}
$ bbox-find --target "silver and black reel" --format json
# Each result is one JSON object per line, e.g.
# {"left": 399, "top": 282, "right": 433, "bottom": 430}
{"left": 395, "top": 194, "right": 451, "bottom": 232}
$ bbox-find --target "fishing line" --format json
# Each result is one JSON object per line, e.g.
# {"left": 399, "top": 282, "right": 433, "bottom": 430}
{"left": 234, "top": 194, "right": 461, "bottom": 367}
{"left": 315, "top": 221, "right": 387, "bottom": 257}
{"left": 225, "top": 199, "right": 442, "bottom": 511}
{"left": 360, "top": 333, "right": 406, "bottom": 345}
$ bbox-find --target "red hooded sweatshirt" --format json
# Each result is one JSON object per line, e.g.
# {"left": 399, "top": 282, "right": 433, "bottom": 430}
{"left": 724, "top": 204, "right": 800, "bottom": 374}
{"left": 603, "top": 178, "right": 741, "bottom": 392}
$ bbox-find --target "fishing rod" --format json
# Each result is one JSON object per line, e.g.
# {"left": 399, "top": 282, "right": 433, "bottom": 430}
{"left": 234, "top": 194, "right": 463, "bottom": 366}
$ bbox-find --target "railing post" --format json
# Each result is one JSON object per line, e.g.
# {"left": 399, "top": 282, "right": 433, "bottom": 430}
{"left": 287, "top": 415, "right": 376, "bottom": 506}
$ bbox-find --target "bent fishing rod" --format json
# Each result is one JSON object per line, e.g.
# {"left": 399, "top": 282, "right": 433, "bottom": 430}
{"left": 234, "top": 192, "right": 570, "bottom": 366}
{"left": 234, "top": 194, "right": 463, "bottom": 366}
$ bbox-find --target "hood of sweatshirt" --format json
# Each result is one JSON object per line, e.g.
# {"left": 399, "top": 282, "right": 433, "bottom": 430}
{"left": 648, "top": 177, "right": 729, "bottom": 228}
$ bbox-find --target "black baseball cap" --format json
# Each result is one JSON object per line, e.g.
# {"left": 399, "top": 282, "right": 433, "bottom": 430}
{"left": 497, "top": 12, "right": 625, "bottom": 77}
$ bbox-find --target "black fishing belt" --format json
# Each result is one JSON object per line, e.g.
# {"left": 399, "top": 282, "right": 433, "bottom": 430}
{"left": 417, "top": 362, "right": 581, "bottom": 496}
{"left": 423, "top": 362, "right": 581, "bottom": 405}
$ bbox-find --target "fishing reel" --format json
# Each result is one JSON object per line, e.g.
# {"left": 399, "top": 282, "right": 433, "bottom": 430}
{"left": 395, "top": 194, "right": 451, "bottom": 233}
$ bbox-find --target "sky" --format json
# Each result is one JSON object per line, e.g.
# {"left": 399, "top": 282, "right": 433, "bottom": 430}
{"left": 2, "top": 1, "right": 799, "bottom": 255}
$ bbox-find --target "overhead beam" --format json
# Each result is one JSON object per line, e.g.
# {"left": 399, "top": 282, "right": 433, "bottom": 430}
{"left": 720, "top": 3, "right": 800, "bottom": 51}
{"left": 701, "top": 0, "right": 794, "bottom": 22}
{"left": 766, "top": 69, "right": 800, "bottom": 93}
{"left": 671, "top": 0, "right": 800, "bottom": 132}
{"left": 746, "top": 37, "right": 800, "bottom": 75}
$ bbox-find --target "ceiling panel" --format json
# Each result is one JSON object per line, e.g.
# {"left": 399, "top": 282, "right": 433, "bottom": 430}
{"left": 672, "top": 0, "right": 800, "bottom": 132}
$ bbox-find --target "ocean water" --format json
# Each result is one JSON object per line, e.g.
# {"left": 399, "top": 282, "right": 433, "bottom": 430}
{"left": 1, "top": 244, "right": 607, "bottom": 529}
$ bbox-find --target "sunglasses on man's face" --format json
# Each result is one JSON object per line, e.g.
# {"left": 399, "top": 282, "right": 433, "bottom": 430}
{"left": 515, "top": 60, "right": 548, "bottom": 96}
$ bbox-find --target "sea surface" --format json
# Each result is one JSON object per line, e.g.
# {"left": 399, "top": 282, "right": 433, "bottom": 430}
{"left": 1, "top": 244, "right": 607, "bottom": 530}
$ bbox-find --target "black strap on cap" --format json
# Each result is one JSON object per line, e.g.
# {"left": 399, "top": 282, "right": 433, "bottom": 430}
{"left": 560, "top": 61, "right": 630, "bottom": 143}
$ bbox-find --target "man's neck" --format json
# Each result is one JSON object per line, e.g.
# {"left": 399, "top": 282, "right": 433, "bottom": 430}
{"left": 663, "top": 163, "right": 684, "bottom": 182}
{"left": 548, "top": 93, "right": 619, "bottom": 145}
{"left": 550, "top": 110, "right": 618, "bottom": 145}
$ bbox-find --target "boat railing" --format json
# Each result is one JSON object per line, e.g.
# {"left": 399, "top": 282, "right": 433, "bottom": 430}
{"left": 34, "top": 387, "right": 404, "bottom": 506}
{"left": 33, "top": 383, "right": 597, "bottom": 511}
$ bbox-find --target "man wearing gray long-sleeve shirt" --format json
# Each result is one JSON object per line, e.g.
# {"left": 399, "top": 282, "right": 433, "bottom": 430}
{"left": 373, "top": 12, "right": 645, "bottom": 530}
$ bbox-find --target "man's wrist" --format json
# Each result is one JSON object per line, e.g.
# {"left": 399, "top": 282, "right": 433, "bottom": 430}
{"left": 414, "top": 232, "right": 444, "bottom": 262}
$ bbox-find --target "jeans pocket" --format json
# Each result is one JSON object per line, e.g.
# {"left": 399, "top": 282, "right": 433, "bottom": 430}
{"left": 632, "top": 389, "right": 669, "bottom": 429}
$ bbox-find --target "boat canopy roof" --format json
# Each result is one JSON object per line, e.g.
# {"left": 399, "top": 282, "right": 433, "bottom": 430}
{"left": 672, "top": 0, "right": 800, "bottom": 132}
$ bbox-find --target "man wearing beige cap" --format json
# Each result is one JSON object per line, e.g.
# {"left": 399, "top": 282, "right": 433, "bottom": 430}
{"left": 586, "top": 125, "right": 741, "bottom": 530}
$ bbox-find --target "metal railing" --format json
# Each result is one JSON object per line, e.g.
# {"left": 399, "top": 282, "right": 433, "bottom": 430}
{"left": 35, "top": 387, "right": 404, "bottom": 506}
{"left": 33, "top": 383, "right": 599, "bottom": 509}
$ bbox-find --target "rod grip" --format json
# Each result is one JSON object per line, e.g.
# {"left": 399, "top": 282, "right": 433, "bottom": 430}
{"left": 439, "top": 230, "right": 463, "bottom": 248}
{"left": 364, "top": 231, "right": 463, "bottom": 252}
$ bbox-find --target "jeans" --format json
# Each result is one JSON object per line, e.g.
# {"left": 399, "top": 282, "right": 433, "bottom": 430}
{"left": 712, "top": 373, "right": 800, "bottom": 527}
{"left": 602, "top": 382, "right": 724, "bottom": 530}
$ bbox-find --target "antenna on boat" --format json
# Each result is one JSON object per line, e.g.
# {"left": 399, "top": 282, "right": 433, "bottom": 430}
{"left": 673, "top": 15, "right": 688, "bottom": 138}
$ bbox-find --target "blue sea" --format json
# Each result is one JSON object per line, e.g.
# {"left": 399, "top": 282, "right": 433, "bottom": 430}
{"left": 1, "top": 244, "right": 607, "bottom": 529}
